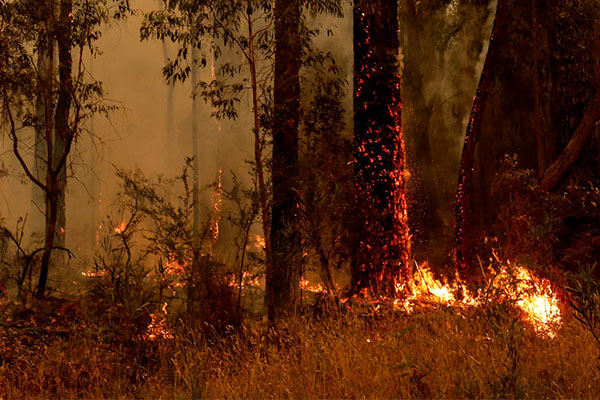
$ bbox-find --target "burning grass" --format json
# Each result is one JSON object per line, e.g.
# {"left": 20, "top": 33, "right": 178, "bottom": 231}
{"left": 0, "top": 301, "right": 598, "bottom": 399}
{"left": 395, "top": 261, "right": 563, "bottom": 338}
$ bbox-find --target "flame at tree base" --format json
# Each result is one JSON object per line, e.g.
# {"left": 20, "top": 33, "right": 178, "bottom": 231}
{"left": 392, "top": 261, "right": 562, "bottom": 338}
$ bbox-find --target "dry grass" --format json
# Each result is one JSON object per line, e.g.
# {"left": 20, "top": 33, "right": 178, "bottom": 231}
{"left": 1, "top": 304, "right": 599, "bottom": 399}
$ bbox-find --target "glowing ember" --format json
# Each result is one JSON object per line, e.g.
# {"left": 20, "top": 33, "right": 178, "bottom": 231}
{"left": 210, "top": 170, "right": 223, "bottom": 241}
{"left": 145, "top": 302, "right": 173, "bottom": 341}
{"left": 228, "top": 271, "right": 261, "bottom": 290}
{"left": 164, "top": 255, "right": 186, "bottom": 276}
{"left": 254, "top": 235, "right": 266, "bottom": 250}
{"left": 114, "top": 220, "right": 127, "bottom": 234}
{"left": 300, "top": 277, "right": 327, "bottom": 294}
{"left": 81, "top": 269, "right": 107, "bottom": 278}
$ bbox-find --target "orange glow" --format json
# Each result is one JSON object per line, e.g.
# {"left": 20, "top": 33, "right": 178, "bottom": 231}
{"left": 394, "top": 261, "right": 561, "bottom": 338}
{"left": 81, "top": 270, "right": 107, "bottom": 278}
{"left": 228, "top": 271, "right": 261, "bottom": 290}
{"left": 300, "top": 277, "right": 327, "bottom": 294}
{"left": 254, "top": 235, "right": 266, "bottom": 250}
{"left": 113, "top": 220, "right": 127, "bottom": 234}
{"left": 145, "top": 302, "right": 173, "bottom": 341}
{"left": 164, "top": 254, "right": 186, "bottom": 276}
{"left": 210, "top": 169, "right": 223, "bottom": 241}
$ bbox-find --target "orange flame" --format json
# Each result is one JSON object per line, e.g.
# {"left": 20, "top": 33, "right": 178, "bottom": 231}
{"left": 254, "top": 235, "right": 266, "bottom": 250}
{"left": 145, "top": 302, "right": 173, "bottom": 341}
{"left": 394, "top": 261, "right": 561, "bottom": 338}
{"left": 114, "top": 220, "right": 127, "bottom": 234}
{"left": 210, "top": 169, "right": 223, "bottom": 241}
{"left": 300, "top": 277, "right": 327, "bottom": 294}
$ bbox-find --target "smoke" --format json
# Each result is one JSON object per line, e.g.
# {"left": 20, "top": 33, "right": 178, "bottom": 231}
{"left": 0, "top": 0, "right": 354, "bottom": 274}
{"left": 399, "top": 0, "right": 496, "bottom": 263}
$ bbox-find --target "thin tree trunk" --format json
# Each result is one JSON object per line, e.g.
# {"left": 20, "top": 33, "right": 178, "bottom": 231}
{"left": 455, "top": 0, "right": 504, "bottom": 273}
{"left": 52, "top": 0, "right": 72, "bottom": 250}
{"left": 352, "top": 0, "right": 411, "bottom": 296}
{"left": 33, "top": 16, "right": 54, "bottom": 236}
{"left": 247, "top": 9, "right": 273, "bottom": 280}
{"left": 37, "top": 187, "right": 58, "bottom": 298}
{"left": 158, "top": 0, "right": 175, "bottom": 173}
{"left": 268, "top": 0, "right": 301, "bottom": 321}
{"left": 532, "top": 0, "right": 545, "bottom": 178}
{"left": 89, "top": 52, "right": 99, "bottom": 251}
{"left": 191, "top": 46, "right": 200, "bottom": 245}
{"left": 38, "top": 0, "right": 73, "bottom": 297}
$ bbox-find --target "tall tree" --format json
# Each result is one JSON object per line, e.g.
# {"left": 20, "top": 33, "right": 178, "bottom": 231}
{"left": 31, "top": 1, "right": 55, "bottom": 239}
{"left": 157, "top": 0, "right": 176, "bottom": 174}
{"left": 456, "top": 0, "right": 600, "bottom": 273}
{"left": 0, "top": 0, "right": 131, "bottom": 298}
{"left": 399, "top": 0, "right": 494, "bottom": 265}
{"left": 455, "top": 0, "right": 505, "bottom": 273}
{"left": 191, "top": 44, "right": 201, "bottom": 245}
{"left": 352, "top": 0, "right": 411, "bottom": 296}
{"left": 142, "top": 1, "right": 276, "bottom": 304}
{"left": 267, "top": 0, "right": 302, "bottom": 320}
{"left": 51, "top": 0, "right": 72, "bottom": 254}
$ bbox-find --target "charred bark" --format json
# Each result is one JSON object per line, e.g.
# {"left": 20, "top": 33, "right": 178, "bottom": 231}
{"left": 352, "top": 0, "right": 411, "bottom": 297}
{"left": 267, "top": 0, "right": 301, "bottom": 321}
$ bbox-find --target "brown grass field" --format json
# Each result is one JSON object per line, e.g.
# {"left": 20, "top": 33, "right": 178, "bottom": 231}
{"left": 1, "top": 300, "right": 599, "bottom": 399}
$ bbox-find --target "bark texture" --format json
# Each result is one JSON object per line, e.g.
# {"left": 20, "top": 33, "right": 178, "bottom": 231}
{"left": 267, "top": 0, "right": 301, "bottom": 321}
{"left": 352, "top": 0, "right": 411, "bottom": 296}
{"left": 38, "top": 0, "right": 73, "bottom": 297}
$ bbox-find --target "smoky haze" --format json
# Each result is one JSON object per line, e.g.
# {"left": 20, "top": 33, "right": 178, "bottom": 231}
{"left": 0, "top": 1, "right": 354, "bottom": 276}
{"left": 0, "top": 0, "right": 490, "bottom": 278}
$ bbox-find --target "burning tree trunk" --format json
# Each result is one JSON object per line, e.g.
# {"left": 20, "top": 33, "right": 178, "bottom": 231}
{"left": 455, "top": 0, "right": 507, "bottom": 273}
{"left": 352, "top": 0, "right": 411, "bottom": 297}
{"left": 267, "top": 0, "right": 301, "bottom": 321}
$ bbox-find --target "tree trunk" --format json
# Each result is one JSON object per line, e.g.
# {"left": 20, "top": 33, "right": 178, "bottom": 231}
{"left": 191, "top": 46, "right": 200, "bottom": 245}
{"left": 33, "top": 7, "right": 54, "bottom": 237}
{"left": 267, "top": 0, "right": 301, "bottom": 322}
{"left": 352, "top": 0, "right": 411, "bottom": 297}
{"left": 157, "top": 0, "right": 176, "bottom": 176}
{"left": 247, "top": 8, "right": 273, "bottom": 295}
{"left": 541, "top": 89, "right": 600, "bottom": 191}
{"left": 37, "top": 185, "right": 58, "bottom": 298}
{"left": 38, "top": 0, "right": 72, "bottom": 297}
{"left": 531, "top": 0, "right": 545, "bottom": 178}
{"left": 455, "top": 0, "right": 505, "bottom": 273}
{"left": 52, "top": 0, "right": 72, "bottom": 249}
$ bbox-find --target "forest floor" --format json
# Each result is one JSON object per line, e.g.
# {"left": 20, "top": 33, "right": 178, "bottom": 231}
{"left": 1, "top": 297, "right": 599, "bottom": 399}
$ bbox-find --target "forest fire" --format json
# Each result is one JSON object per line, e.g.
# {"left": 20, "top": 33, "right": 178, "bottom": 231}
{"left": 394, "top": 261, "right": 562, "bottom": 338}
{"left": 113, "top": 220, "right": 127, "bottom": 234}
{"left": 145, "top": 302, "right": 173, "bottom": 341}
{"left": 300, "top": 277, "right": 327, "bottom": 294}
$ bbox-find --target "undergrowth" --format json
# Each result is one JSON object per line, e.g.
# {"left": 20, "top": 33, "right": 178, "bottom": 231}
{"left": 1, "top": 301, "right": 599, "bottom": 399}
